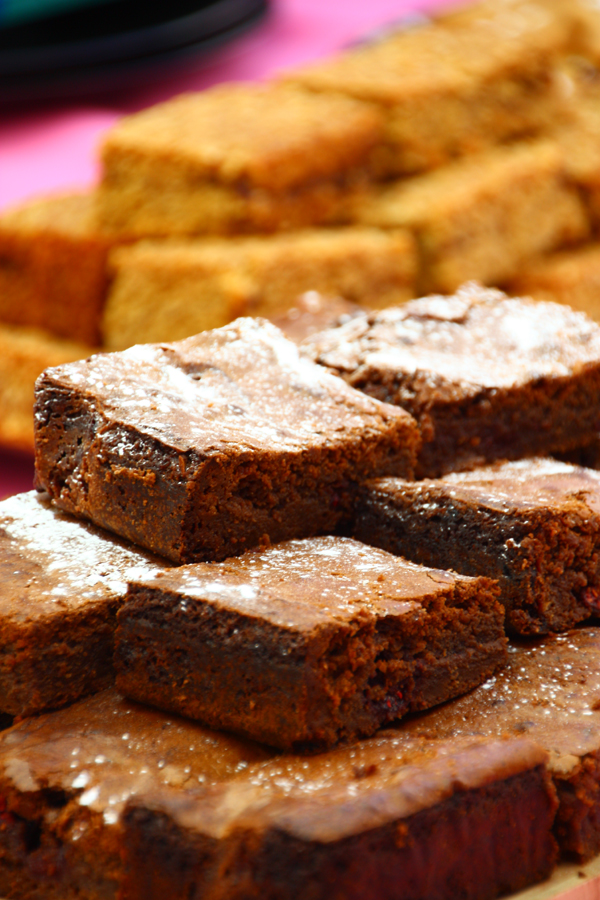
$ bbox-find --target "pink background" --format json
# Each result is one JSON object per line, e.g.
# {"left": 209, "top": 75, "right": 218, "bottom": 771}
{"left": 0, "top": 0, "right": 451, "bottom": 500}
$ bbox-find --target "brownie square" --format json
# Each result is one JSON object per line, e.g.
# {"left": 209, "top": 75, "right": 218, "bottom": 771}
{"left": 0, "top": 491, "right": 166, "bottom": 717}
{"left": 355, "top": 458, "right": 600, "bottom": 635}
{"left": 115, "top": 535, "right": 506, "bottom": 750}
{"left": 301, "top": 283, "right": 600, "bottom": 477}
{"left": 0, "top": 689, "right": 272, "bottom": 900}
{"left": 34, "top": 318, "right": 419, "bottom": 563}
{"left": 400, "top": 627, "right": 600, "bottom": 862}
{"left": 121, "top": 734, "right": 556, "bottom": 900}
{"left": 0, "top": 686, "right": 556, "bottom": 900}
{"left": 354, "top": 141, "right": 587, "bottom": 294}
{"left": 268, "top": 291, "right": 365, "bottom": 345}
{"left": 103, "top": 227, "right": 416, "bottom": 350}
{"left": 0, "top": 192, "right": 114, "bottom": 346}
{"left": 96, "top": 83, "right": 383, "bottom": 238}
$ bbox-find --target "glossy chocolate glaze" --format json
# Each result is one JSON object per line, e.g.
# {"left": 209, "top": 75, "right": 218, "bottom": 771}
{"left": 400, "top": 628, "right": 600, "bottom": 776}
{"left": 0, "top": 687, "right": 544, "bottom": 839}
{"left": 143, "top": 733, "right": 547, "bottom": 843}
{"left": 0, "top": 690, "right": 272, "bottom": 824}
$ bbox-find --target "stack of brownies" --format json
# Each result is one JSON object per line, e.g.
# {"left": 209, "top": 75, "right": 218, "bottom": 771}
{"left": 2, "top": 281, "right": 600, "bottom": 898}
{"left": 7, "top": 0, "right": 600, "bottom": 449}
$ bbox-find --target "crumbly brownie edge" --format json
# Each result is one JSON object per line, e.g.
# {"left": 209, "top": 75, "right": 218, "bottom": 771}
{"left": 343, "top": 366, "right": 600, "bottom": 478}
{"left": 354, "top": 481, "right": 600, "bottom": 635}
{"left": 115, "top": 577, "right": 505, "bottom": 751}
{"left": 33, "top": 383, "right": 193, "bottom": 561}
{"left": 554, "top": 750, "right": 600, "bottom": 861}
{"left": 0, "top": 600, "right": 118, "bottom": 718}
{"left": 121, "top": 765, "right": 557, "bottom": 900}
{"left": 34, "top": 377, "right": 419, "bottom": 564}
{"left": 180, "top": 429, "right": 417, "bottom": 562}
{"left": 0, "top": 796, "right": 121, "bottom": 900}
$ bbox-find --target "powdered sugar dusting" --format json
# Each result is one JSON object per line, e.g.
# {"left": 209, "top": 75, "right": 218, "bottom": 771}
{"left": 0, "top": 492, "right": 164, "bottom": 613}
{"left": 132, "top": 536, "right": 467, "bottom": 629}
{"left": 47, "top": 319, "right": 406, "bottom": 455}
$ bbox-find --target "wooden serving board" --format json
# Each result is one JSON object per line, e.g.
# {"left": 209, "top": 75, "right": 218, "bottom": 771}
{"left": 513, "top": 856, "right": 600, "bottom": 900}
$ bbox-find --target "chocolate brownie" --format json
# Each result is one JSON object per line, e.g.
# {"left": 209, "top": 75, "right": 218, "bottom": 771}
{"left": 400, "top": 627, "right": 600, "bottom": 862}
{"left": 103, "top": 227, "right": 416, "bottom": 350}
{"left": 0, "top": 687, "right": 557, "bottom": 900}
{"left": 115, "top": 535, "right": 506, "bottom": 750}
{"left": 121, "top": 733, "right": 556, "bottom": 900}
{"left": 34, "top": 318, "right": 420, "bottom": 563}
{"left": 268, "top": 291, "right": 365, "bottom": 345}
{"left": 96, "top": 83, "right": 383, "bottom": 238}
{"left": 0, "top": 689, "right": 272, "bottom": 900}
{"left": 301, "top": 283, "right": 600, "bottom": 477}
{"left": 354, "top": 458, "right": 600, "bottom": 635}
{"left": 0, "top": 491, "right": 167, "bottom": 717}
{"left": 354, "top": 141, "right": 587, "bottom": 294}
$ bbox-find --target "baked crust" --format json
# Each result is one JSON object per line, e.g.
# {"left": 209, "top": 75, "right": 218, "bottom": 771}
{"left": 34, "top": 319, "right": 420, "bottom": 562}
{"left": 301, "top": 284, "right": 600, "bottom": 476}
{"left": 355, "top": 458, "right": 600, "bottom": 635}
{"left": 115, "top": 535, "right": 505, "bottom": 750}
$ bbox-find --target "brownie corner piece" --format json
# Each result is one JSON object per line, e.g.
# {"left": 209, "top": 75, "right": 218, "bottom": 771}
{"left": 33, "top": 318, "right": 419, "bottom": 563}
{"left": 354, "top": 457, "right": 600, "bottom": 635}
{"left": 0, "top": 490, "right": 167, "bottom": 718}
{"left": 115, "top": 535, "right": 505, "bottom": 751}
{"left": 120, "top": 733, "right": 556, "bottom": 900}
{"left": 401, "top": 627, "right": 600, "bottom": 862}
{"left": 301, "top": 283, "right": 600, "bottom": 477}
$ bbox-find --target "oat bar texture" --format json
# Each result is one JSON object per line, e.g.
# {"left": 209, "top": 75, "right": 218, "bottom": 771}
{"left": 554, "top": 91, "right": 600, "bottom": 229}
{"left": 511, "top": 244, "right": 600, "bottom": 321}
{"left": 285, "top": 0, "right": 572, "bottom": 176}
{"left": 115, "top": 535, "right": 505, "bottom": 751}
{"left": 34, "top": 318, "right": 420, "bottom": 563}
{"left": 354, "top": 458, "right": 600, "bottom": 635}
{"left": 301, "top": 283, "right": 600, "bottom": 477}
{"left": 0, "top": 491, "right": 166, "bottom": 717}
{"left": 353, "top": 141, "right": 588, "bottom": 294}
{"left": 102, "top": 227, "right": 416, "bottom": 350}
{"left": 0, "top": 324, "right": 91, "bottom": 453}
{"left": 0, "top": 193, "right": 115, "bottom": 346}
{"left": 399, "top": 627, "right": 600, "bottom": 862}
{"left": 96, "top": 83, "right": 383, "bottom": 238}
